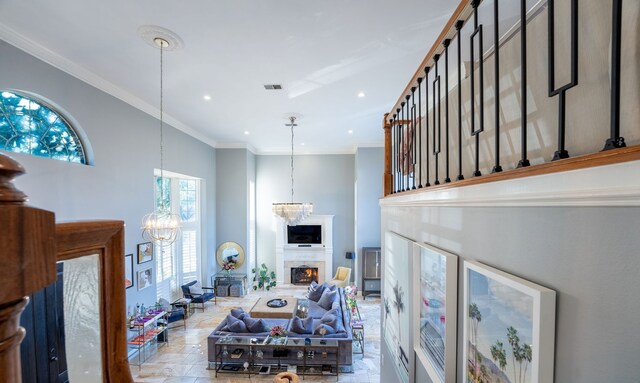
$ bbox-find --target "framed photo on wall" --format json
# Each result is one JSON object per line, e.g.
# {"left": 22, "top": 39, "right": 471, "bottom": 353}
{"left": 383, "top": 231, "right": 412, "bottom": 383}
{"left": 462, "top": 261, "right": 556, "bottom": 383}
{"left": 137, "top": 267, "right": 153, "bottom": 291}
{"left": 137, "top": 242, "right": 153, "bottom": 264}
{"left": 125, "top": 253, "right": 134, "bottom": 289}
{"left": 413, "top": 242, "right": 458, "bottom": 383}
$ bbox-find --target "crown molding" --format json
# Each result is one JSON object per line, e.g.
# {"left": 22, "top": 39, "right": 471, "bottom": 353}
{"left": 0, "top": 25, "right": 217, "bottom": 149}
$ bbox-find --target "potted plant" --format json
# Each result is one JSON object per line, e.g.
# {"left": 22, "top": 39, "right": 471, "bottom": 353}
{"left": 252, "top": 263, "right": 276, "bottom": 291}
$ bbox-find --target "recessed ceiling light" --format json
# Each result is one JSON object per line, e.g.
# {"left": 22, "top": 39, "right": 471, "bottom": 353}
{"left": 301, "top": 142, "right": 305, "bottom": 146}
{"left": 244, "top": 131, "right": 249, "bottom": 135}
{"left": 348, "top": 130, "right": 353, "bottom": 134}
{"left": 203, "top": 95, "right": 211, "bottom": 101}
{"left": 357, "top": 92, "right": 365, "bottom": 98}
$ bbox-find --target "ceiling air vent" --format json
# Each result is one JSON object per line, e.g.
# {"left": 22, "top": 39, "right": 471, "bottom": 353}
{"left": 264, "top": 84, "right": 283, "bottom": 90}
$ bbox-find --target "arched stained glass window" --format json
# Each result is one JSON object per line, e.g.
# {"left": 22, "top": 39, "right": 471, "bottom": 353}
{"left": 0, "top": 91, "right": 87, "bottom": 164}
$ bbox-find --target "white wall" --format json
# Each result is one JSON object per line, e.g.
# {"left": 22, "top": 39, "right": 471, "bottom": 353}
{"left": 381, "top": 186, "right": 640, "bottom": 383}
{"left": 0, "top": 40, "right": 217, "bottom": 308}
{"left": 355, "top": 147, "right": 383, "bottom": 288}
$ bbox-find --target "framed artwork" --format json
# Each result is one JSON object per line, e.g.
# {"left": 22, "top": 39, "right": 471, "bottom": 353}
{"left": 462, "top": 261, "right": 556, "bottom": 383}
{"left": 383, "top": 231, "right": 412, "bottom": 383}
{"left": 413, "top": 242, "right": 458, "bottom": 383}
{"left": 137, "top": 267, "right": 153, "bottom": 291}
{"left": 216, "top": 241, "right": 245, "bottom": 268}
{"left": 137, "top": 242, "right": 153, "bottom": 264}
{"left": 125, "top": 253, "right": 133, "bottom": 289}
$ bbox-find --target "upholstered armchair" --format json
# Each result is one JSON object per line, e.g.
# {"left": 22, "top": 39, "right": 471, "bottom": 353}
{"left": 181, "top": 280, "right": 215, "bottom": 311}
{"left": 329, "top": 266, "right": 352, "bottom": 287}
{"left": 157, "top": 298, "right": 187, "bottom": 329}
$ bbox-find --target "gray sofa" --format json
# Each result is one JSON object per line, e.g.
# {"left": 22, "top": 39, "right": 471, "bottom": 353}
{"left": 207, "top": 286, "right": 353, "bottom": 368}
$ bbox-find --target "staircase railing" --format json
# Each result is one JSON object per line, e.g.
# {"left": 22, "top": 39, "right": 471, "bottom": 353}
{"left": 383, "top": 0, "right": 639, "bottom": 196}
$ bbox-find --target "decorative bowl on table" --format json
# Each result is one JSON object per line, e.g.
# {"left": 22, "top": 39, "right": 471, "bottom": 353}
{"left": 267, "top": 298, "right": 288, "bottom": 308}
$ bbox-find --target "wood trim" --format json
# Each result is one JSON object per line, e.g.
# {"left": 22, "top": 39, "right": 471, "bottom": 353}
{"left": 387, "top": 0, "right": 472, "bottom": 122}
{"left": 55, "top": 221, "right": 132, "bottom": 383}
{"left": 382, "top": 145, "right": 640, "bottom": 198}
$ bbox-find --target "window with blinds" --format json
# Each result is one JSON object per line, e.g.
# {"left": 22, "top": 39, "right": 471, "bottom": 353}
{"left": 155, "top": 175, "right": 201, "bottom": 302}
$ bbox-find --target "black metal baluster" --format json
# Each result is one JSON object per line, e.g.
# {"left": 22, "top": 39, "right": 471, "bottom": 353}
{"left": 492, "top": 0, "right": 503, "bottom": 172}
{"left": 433, "top": 54, "right": 441, "bottom": 185}
{"left": 470, "top": 1, "right": 483, "bottom": 177}
{"left": 548, "top": 0, "right": 578, "bottom": 160}
{"left": 411, "top": 88, "right": 417, "bottom": 189}
{"left": 443, "top": 39, "right": 452, "bottom": 182}
{"left": 417, "top": 77, "right": 423, "bottom": 188}
{"left": 390, "top": 115, "right": 396, "bottom": 193}
{"left": 404, "top": 96, "right": 411, "bottom": 190}
{"left": 603, "top": 0, "right": 626, "bottom": 150}
{"left": 456, "top": 20, "right": 464, "bottom": 181}
{"left": 424, "top": 67, "right": 431, "bottom": 187}
{"left": 517, "top": 0, "right": 531, "bottom": 167}
{"left": 400, "top": 103, "right": 405, "bottom": 191}
{"left": 395, "top": 108, "right": 401, "bottom": 192}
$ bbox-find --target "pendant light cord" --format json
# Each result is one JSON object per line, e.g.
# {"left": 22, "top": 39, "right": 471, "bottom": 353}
{"left": 290, "top": 118, "right": 294, "bottom": 203}
{"left": 159, "top": 40, "right": 165, "bottom": 210}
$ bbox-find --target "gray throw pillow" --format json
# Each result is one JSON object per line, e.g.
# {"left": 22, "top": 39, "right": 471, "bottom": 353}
{"left": 313, "top": 323, "right": 336, "bottom": 335}
{"left": 317, "top": 288, "right": 338, "bottom": 310}
{"left": 221, "top": 313, "right": 240, "bottom": 332}
{"left": 230, "top": 307, "right": 247, "bottom": 319}
{"left": 322, "top": 282, "right": 337, "bottom": 291}
{"left": 290, "top": 316, "right": 313, "bottom": 334}
{"left": 308, "top": 283, "right": 325, "bottom": 302}
{"left": 228, "top": 319, "right": 248, "bottom": 333}
{"left": 243, "top": 316, "right": 266, "bottom": 333}
{"left": 320, "top": 307, "right": 344, "bottom": 333}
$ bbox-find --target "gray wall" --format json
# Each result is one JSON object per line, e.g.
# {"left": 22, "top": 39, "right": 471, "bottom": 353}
{"left": 0, "top": 40, "right": 217, "bottom": 309}
{"left": 215, "top": 148, "right": 256, "bottom": 281}
{"left": 355, "top": 147, "right": 383, "bottom": 287}
{"left": 256, "top": 154, "right": 355, "bottom": 275}
{"left": 381, "top": 205, "right": 640, "bottom": 383}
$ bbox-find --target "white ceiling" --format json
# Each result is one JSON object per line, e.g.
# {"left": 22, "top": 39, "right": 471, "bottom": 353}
{"left": 0, "top": 0, "right": 458, "bottom": 154}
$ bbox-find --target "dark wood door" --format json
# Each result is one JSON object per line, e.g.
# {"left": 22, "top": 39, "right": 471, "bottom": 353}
{"left": 20, "top": 263, "right": 69, "bottom": 383}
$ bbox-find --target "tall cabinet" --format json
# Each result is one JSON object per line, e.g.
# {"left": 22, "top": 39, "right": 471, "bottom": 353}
{"left": 361, "top": 247, "right": 381, "bottom": 299}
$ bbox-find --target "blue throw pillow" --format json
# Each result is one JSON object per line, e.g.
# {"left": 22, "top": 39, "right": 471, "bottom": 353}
{"left": 243, "top": 316, "right": 266, "bottom": 333}
{"left": 317, "top": 288, "right": 338, "bottom": 310}
{"left": 308, "top": 283, "right": 325, "bottom": 302}
{"left": 221, "top": 313, "right": 240, "bottom": 331}
{"left": 230, "top": 307, "right": 247, "bottom": 319}
{"left": 290, "top": 316, "right": 313, "bottom": 334}
{"left": 228, "top": 319, "right": 248, "bottom": 333}
{"left": 313, "top": 323, "right": 336, "bottom": 335}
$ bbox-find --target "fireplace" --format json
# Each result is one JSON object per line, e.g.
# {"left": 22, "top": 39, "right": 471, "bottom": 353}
{"left": 291, "top": 266, "right": 319, "bottom": 285}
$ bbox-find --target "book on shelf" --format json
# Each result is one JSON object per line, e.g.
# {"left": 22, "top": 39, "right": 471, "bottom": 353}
{"left": 322, "top": 365, "right": 332, "bottom": 374}
{"left": 287, "top": 365, "right": 297, "bottom": 373}
{"left": 230, "top": 348, "right": 244, "bottom": 359}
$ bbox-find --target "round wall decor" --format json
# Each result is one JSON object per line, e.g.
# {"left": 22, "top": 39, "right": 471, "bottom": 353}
{"left": 216, "top": 241, "right": 245, "bottom": 268}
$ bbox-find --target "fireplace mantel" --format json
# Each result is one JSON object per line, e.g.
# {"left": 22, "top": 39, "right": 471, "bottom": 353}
{"left": 275, "top": 215, "right": 334, "bottom": 285}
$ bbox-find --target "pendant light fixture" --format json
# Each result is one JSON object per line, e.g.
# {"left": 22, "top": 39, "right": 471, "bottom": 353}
{"left": 142, "top": 36, "right": 181, "bottom": 244}
{"left": 272, "top": 116, "right": 313, "bottom": 225}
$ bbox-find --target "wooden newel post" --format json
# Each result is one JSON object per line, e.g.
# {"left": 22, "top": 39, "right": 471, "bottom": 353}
{"left": 383, "top": 113, "right": 393, "bottom": 196}
{"left": 0, "top": 153, "right": 56, "bottom": 383}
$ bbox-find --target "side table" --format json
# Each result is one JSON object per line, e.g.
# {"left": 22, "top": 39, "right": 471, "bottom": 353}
{"left": 172, "top": 298, "right": 193, "bottom": 319}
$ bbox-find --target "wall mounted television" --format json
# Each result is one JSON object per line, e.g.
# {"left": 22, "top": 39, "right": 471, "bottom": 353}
{"left": 287, "top": 225, "right": 322, "bottom": 245}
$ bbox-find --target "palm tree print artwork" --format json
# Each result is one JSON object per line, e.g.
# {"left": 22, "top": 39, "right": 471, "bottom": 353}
{"left": 383, "top": 232, "right": 411, "bottom": 383}
{"left": 463, "top": 261, "right": 556, "bottom": 383}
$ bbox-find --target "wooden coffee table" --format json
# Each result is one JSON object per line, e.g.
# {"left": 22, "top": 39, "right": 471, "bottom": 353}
{"left": 249, "top": 296, "right": 297, "bottom": 318}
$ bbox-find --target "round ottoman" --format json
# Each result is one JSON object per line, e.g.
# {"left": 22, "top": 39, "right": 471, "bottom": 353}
{"left": 273, "top": 371, "right": 300, "bottom": 383}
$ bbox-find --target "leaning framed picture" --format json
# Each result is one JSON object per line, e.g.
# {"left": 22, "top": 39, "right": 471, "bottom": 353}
{"left": 383, "top": 231, "right": 412, "bottom": 383}
{"left": 413, "top": 242, "right": 458, "bottom": 383}
{"left": 137, "top": 242, "right": 153, "bottom": 264}
{"left": 137, "top": 267, "right": 153, "bottom": 291}
{"left": 125, "top": 253, "right": 134, "bottom": 289}
{"left": 462, "top": 261, "right": 556, "bottom": 383}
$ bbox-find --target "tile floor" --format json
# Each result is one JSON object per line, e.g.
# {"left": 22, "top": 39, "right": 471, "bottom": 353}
{"left": 129, "top": 286, "right": 381, "bottom": 383}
